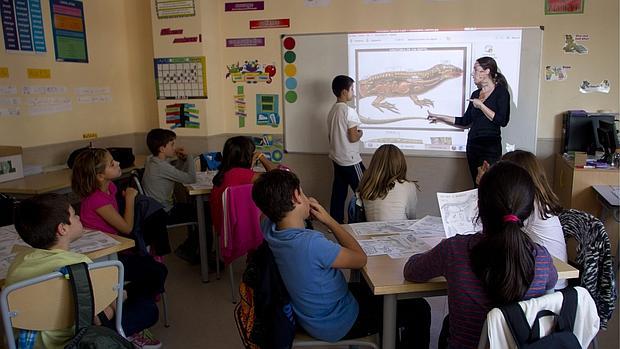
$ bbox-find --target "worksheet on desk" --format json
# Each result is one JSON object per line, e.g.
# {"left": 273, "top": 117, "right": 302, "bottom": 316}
{"left": 349, "top": 220, "right": 417, "bottom": 236}
{"left": 437, "top": 189, "right": 482, "bottom": 237}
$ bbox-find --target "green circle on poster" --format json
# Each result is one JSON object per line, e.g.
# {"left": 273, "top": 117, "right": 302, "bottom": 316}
{"left": 285, "top": 91, "right": 298, "bottom": 103}
{"left": 284, "top": 51, "right": 296, "bottom": 63}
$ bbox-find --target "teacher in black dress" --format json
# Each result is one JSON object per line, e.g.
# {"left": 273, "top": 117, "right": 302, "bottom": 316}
{"left": 427, "top": 56, "right": 510, "bottom": 186}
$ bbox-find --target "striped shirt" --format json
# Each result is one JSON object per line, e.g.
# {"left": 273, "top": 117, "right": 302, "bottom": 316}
{"left": 403, "top": 233, "right": 557, "bottom": 349}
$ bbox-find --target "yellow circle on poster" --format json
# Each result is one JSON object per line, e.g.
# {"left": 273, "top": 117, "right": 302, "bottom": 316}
{"left": 284, "top": 64, "right": 297, "bottom": 77}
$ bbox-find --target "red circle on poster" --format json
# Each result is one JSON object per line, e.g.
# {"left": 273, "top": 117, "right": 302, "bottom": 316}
{"left": 283, "top": 37, "right": 296, "bottom": 50}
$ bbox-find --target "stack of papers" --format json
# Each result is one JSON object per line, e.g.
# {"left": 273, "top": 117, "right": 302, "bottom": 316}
{"left": 187, "top": 171, "right": 216, "bottom": 190}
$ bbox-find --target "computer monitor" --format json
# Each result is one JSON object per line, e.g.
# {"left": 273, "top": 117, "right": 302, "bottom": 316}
{"left": 593, "top": 119, "right": 618, "bottom": 162}
{"left": 562, "top": 111, "right": 617, "bottom": 155}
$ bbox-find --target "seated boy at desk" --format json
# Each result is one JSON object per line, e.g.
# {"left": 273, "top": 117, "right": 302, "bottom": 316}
{"left": 252, "top": 170, "right": 430, "bottom": 347}
{"left": 142, "top": 128, "right": 203, "bottom": 264}
{"left": 6, "top": 194, "right": 161, "bottom": 349}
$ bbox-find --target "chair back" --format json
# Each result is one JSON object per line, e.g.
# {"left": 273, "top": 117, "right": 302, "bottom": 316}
{"left": 478, "top": 286, "right": 599, "bottom": 349}
{"left": 130, "top": 169, "right": 145, "bottom": 195}
{"left": 0, "top": 261, "right": 125, "bottom": 348}
{"left": 558, "top": 208, "right": 616, "bottom": 329}
{"left": 221, "top": 184, "right": 263, "bottom": 264}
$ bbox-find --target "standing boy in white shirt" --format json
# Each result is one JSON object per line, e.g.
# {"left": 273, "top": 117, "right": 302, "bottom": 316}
{"left": 327, "top": 75, "right": 365, "bottom": 223}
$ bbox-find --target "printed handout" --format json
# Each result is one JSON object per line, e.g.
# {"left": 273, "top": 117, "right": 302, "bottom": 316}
{"left": 437, "top": 189, "right": 482, "bottom": 237}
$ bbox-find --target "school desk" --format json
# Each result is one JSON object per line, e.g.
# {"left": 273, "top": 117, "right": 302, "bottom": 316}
{"left": 0, "top": 229, "right": 135, "bottom": 287}
{"left": 343, "top": 223, "right": 580, "bottom": 349}
{"left": 186, "top": 171, "right": 216, "bottom": 283}
{"left": 0, "top": 155, "right": 147, "bottom": 197}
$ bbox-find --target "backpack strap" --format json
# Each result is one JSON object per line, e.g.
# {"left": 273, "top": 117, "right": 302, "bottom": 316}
{"left": 556, "top": 287, "right": 578, "bottom": 332}
{"left": 64, "top": 263, "right": 95, "bottom": 335}
{"left": 500, "top": 302, "right": 531, "bottom": 347}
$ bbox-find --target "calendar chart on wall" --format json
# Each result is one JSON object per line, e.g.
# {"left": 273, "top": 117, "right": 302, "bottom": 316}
{"left": 154, "top": 56, "right": 207, "bottom": 99}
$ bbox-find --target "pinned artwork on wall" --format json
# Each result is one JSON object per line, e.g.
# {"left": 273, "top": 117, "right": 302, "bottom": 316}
{"left": 253, "top": 134, "right": 284, "bottom": 163}
{"left": 304, "top": 0, "right": 331, "bottom": 7}
{"left": 562, "top": 34, "right": 588, "bottom": 54}
{"left": 225, "top": 60, "right": 276, "bottom": 84}
{"left": 544, "top": 65, "right": 571, "bottom": 81}
{"left": 579, "top": 80, "right": 610, "bottom": 94}
{"left": 256, "top": 94, "right": 280, "bottom": 127}
{"left": 545, "top": 0, "right": 584, "bottom": 15}
{"left": 165, "top": 103, "right": 200, "bottom": 129}
{"left": 234, "top": 85, "right": 247, "bottom": 127}
{"left": 154, "top": 56, "right": 207, "bottom": 99}
{"left": 49, "top": 0, "right": 89, "bottom": 63}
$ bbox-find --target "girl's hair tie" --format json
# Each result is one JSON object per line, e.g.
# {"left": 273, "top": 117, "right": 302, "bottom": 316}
{"left": 502, "top": 214, "right": 520, "bottom": 223}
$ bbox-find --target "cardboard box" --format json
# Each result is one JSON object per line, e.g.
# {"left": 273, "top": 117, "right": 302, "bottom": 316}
{"left": 574, "top": 152, "right": 587, "bottom": 167}
{"left": 0, "top": 146, "right": 24, "bottom": 183}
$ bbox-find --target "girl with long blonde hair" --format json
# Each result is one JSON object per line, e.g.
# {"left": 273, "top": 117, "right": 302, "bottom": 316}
{"left": 358, "top": 144, "right": 419, "bottom": 221}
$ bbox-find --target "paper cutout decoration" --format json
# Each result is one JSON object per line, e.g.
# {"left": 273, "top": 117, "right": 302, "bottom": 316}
{"left": 563, "top": 34, "right": 588, "bottom": 54}
{"left": 256, "top": 94, "right": 280, "bottom": 127}
{"left": 544, "top": 65, "right": 571, "bottom": 81}
{"left": 253, "top": 135, "right": 284, "bottom": 163}
{"left": 234, "top": 85, "right": 247, "bottom": 127}
{"left": 225, "top": 60, "right": 276, "bottom": 84}
{"left": 166, "top": 103, "right": 200, "bottom": 129}
{"left": 579, "top": 80, "right": 610, "bottom": 94}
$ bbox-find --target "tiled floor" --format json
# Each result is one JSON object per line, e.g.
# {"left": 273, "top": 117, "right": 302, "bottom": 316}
{"left": 151, "top": 230, "right": 619, "bottom": 348}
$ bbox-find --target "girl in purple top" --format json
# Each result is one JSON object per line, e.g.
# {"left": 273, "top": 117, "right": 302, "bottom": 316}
{"left": 404, "top": 161, "right": 558, "bottom": 349}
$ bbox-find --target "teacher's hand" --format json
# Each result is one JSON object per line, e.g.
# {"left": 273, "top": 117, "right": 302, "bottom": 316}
{"left": 427, "top": 111, "right": 439, "bottom": 124}
{"left": 468, "top": 98, "right": 484, "bottom": 109}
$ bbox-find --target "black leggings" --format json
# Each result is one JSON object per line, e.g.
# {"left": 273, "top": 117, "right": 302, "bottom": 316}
{"left": 466, "top": 138, "right": 502, "bottom": 187}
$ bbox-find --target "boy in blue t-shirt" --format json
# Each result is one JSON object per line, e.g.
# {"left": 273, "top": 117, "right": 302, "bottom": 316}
{"left": 252, "top": 170, "right": 431, "bottom": 347}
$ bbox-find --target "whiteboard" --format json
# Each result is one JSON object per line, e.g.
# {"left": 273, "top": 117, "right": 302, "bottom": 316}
{"left": 281, "top": 28, "right": 543, "bottom": 156}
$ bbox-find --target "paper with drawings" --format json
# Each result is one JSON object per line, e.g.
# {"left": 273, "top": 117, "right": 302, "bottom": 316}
{"left": 408, "top": 215, "right": 446, "bottom": 247}
{"left": 437, "top": 189, "right": 482, "bottom": 237}
{"left": 68, "top": 230, "right": 120, "bottom": 254}
{"left": 358, "top": 234, "right": 431, "bottom": 259}
{"left": 186, "top": 171, "right": 216, "bottom": 190}
{"left": 349, "top": 220, "right": 416, "bottom": 237}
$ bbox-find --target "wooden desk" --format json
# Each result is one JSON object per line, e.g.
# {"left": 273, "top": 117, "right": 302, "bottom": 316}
{"left": 344, "top": 224, "right": 580, "bottom": 349}
{"left": 187, "top": 186, "right": 212, "bottom": 283}
{"left": 0, "top": 232, "right": 134, "bottom": 287}
{"left": 554, "top": 154, "right": 620, "bottom": 215}
{"left": 0, "top": 155, "right": 146, "bottom": 197}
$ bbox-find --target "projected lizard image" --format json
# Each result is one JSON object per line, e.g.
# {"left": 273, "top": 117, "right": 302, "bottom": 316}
{"left": 353, "top": 47, "right": 468, "bottom": 150}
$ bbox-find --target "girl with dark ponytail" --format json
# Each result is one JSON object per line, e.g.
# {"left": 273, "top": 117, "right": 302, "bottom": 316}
{"left": 404, "top": 161, "right": 557, "bottom": 349}
{"left": 428, "top": 56, "right": 511, "bottom": 186}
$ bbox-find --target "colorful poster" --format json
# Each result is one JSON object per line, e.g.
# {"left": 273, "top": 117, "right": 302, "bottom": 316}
{"left": 545, "top": 0, "right": 584, "bottom": 15}
{"left": 253, "top": 135, "right": 284, "bottom": 163}
{"left": 49, "top": 0, "right": 88, "bottom": 62}
{"left": 156, "top": 0, "right": 195, "bottom": 19}
{"left": 154, "top": 56, "right": 207, "bottom": 99}
{"left": 165, "top": 103, "right": 200, "bottom": 129}
{"left": 256, "top": 94, "right": 279, "bottom": 127}
{"left": 1, "top": 0, "right": 46, "bottom": 52}
{"left": 225, "top": 1, "right": 264, "bottom": 11}
{"left": 234, "top": 85, "right": 246, "bottom": 128}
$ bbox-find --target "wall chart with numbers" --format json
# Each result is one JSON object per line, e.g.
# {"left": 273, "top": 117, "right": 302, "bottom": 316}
{"left": 154, "top": 56, "right": 207, "bottom": 99}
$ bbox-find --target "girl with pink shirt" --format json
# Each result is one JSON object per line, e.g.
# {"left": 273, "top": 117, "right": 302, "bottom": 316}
{"left": 71, "top": 148, "right": 166, "bottom": 348}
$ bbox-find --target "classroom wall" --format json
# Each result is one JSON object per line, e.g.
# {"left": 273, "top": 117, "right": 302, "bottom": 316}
{"left": 211, "top": 0, "right": 619, "bottom": 215}
{"left": 0, "top": 0, "right": 157, "bottom": 147}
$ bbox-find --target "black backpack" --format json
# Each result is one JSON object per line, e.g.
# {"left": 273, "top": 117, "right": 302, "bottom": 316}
{"left": 63, "top": 263, "right": 133, "bottom": 349}
{"left": 499, "top": 287, "right": 581, "bottom": 349}
{"left": 234, "top": 242, "right": 296, "bottom": 349}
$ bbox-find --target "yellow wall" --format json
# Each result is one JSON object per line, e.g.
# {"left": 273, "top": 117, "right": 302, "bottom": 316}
{"left": 1, "top": 0, "right": 618, "bottom": 149}
{"left": 0, "top": 0, "right": 157, "bottom": 147}
{"left": 217, "top": 0, "right": 619, "bottom": 138}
